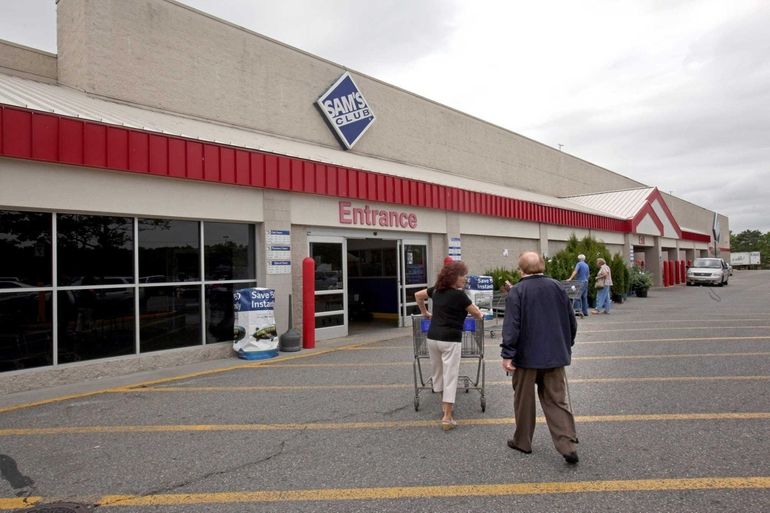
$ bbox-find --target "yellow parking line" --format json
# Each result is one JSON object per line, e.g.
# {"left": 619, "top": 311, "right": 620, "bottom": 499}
{"left": 124, "top": 375, "right": 770, "bottom": 393}
{"left": 0, "top": 337, "right": 396, "bottom": 415}
{"left": 251, "top": 352, "right": 770, "bottom": 368}
{"left": 53, "top": 476, "right": 770, "bottom": 507}
{"left": 1, "top": 412, "right": 768, "bottom": 436}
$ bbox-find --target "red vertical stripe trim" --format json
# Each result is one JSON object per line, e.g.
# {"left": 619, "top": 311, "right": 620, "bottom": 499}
{"left": 32, "top": 113, "right": 58, "bottom": 161}
{"left": 316, "top": 164, "right": 327, "bottom": 195}
{"left": 250, "top": 152, "right": 265, "bottom": 187}
{"left": 2, "top": 108, "right": 32, "bottom": 158}
{"left": 278, "top": 157, "right": 291, "bottom": 190}
{"left": 186, "top": 142, "right": 203, "bottom": 179}
{"left": 393, "top": 176, "right": 402, "bottom": 204}
{"left": 302, "top": 161, "right": 315, "bottom": 193}
{"left": 220, "top": 147, "right": 235, "bottom": 184}
{"left": 128, "top": 131, "right": 149, "bottom": 173}
{"left": 357, "top": 170, "right": 367, "bottom": 199}
{"left": 290, "top": 159, "right": 303, "bottom": 192}
{"left": 83, "top": 123, "right": 106, "bottom": 167}
{"left": 347, "top": 169, "right": 357, "bottom": 198}
{"left": 106, "top": 127, "right": 128, "bottom": 170}
{"left": 168, "top": 138, "right": 186, "bottom": 177}
{"left": 327, "top": 166, "right": 338, "bottom": 196}
{"left": 59, "top": 118, "right": 83, "bottom": 165}
{"left": 148, "top": 134, "right": 168, "bottom": 176}
{"left": 203, "top": 144, "right": 219, "bottom": 181}
{"left": 235, "top": 150, "right": 250, "bottom": 185}
{"left": 264, "top": 155, "right": 278, "bottom": 188}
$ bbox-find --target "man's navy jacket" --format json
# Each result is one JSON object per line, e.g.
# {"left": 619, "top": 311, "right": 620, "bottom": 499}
{"left": 500, "top": 274, "right": 577, "bottom": 368}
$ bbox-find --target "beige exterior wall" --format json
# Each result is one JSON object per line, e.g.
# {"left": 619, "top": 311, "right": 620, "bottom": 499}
{"left": 460, "top": 234, "right": 538, "bottom": 274}
{"left": 663, "top": 193, "right": 730, "bottom": 251}
{"left": 0, "top": 159, "right": 264, "bottom": 221}
{"left": 56, "top": 0, "right": 645, "bottom": 199}
{"left": 0, "top": 40, "right": 57, "bottom": 82}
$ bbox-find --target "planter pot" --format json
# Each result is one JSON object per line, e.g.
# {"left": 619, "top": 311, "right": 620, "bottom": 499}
{"left": 635, "top": 288, "right": 648, "bottom": 298}
{"left": 611, "top": 293, "right": 624, "bottom": 304}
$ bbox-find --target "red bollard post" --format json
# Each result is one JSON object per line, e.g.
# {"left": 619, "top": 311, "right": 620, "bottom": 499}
{"left": 663, "top": 260, "right": 670, "bottom": 287}
{"left": 680, "top": 260, "right": 685, "bottom": 284}
{"left": 302, "top": 257, "right": 316, "bottom": 349}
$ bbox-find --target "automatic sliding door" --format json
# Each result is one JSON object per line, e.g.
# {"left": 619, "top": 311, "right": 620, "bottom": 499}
{"left": 398, "top": 241, "right": 428, "bottom": 327}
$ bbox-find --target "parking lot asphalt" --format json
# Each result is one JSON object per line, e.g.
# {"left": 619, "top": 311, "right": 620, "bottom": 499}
{"left": 1, "top": 271, "right": 769, "bottom": 512}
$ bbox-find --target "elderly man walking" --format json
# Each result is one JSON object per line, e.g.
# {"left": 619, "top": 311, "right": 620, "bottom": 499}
{"left": 567, "top": 253, "right": 590, "bottom": 317}
{"left": 501, "top": 251, "right": 579, "bottom": 464}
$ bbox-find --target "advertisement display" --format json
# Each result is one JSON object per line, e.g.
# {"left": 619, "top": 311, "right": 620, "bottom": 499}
{"left": 233, "top": 288, "right": 279, "bottom": 360}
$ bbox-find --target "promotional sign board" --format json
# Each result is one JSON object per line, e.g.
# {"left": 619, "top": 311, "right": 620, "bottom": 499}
{"left": 233, "top": 288, "right": 279, "bottom": 360}
{"left": 732, "top": 252, "right": 762, "bottom": 265}
{"left": 317, "top": 72, "right": 376, "bottom": 149}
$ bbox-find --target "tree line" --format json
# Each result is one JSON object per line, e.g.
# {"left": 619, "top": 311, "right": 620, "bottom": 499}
{"left": 730, "top": 230, "right": 770, "bottom": 269}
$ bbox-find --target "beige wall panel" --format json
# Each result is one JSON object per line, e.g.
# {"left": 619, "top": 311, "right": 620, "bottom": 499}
{"left": 548, "top": 240, "right": 568, "bottom": 256}
{"left": 0, "top": 40, "right": 57, "bottom": 82}
{"left": 591, "top": 231, "right": 626, "bottom": 245}
{"left": 0, "top": 159, "right": 264, "bottom": 221}
{"left": 460, "top": 235, "right": 537, "bottom": 274}
{"left": 458, "top": 215, "right": 539, "bottom": 239}
{"left": 548, "top": 226, "right": 590, "bottom": 241}
{"left": 290, "top": 195, "right": 446, "bottom": 233}
{"left": 57, "top": 0, "right": 645, "bottom": 199}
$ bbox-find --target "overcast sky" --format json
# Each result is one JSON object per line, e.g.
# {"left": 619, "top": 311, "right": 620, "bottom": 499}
{"left": 1, "top": 0, "right": 769, "bottom": 233}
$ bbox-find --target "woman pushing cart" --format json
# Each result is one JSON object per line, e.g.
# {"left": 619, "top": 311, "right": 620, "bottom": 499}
{"left": 415, "top": 261, "right": 485, "bottom": 430}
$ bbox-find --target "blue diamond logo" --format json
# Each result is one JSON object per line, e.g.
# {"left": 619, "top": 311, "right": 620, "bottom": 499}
{"left": 317, "top": 72, "right": 376, "bottom": 150}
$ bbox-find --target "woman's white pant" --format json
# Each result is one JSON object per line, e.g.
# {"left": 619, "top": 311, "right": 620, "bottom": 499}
{"left": 426, "top": 339, "right": 462, "bottom": 404}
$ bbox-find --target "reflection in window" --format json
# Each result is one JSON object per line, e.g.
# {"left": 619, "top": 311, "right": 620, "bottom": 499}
{"left": 0, "top": 210, "right": 52, "bottom": 288}
{"left": 57, "top": 214, "right": 133, "bottom": 286}
{"left": 205, "top": 282, "right": 254, "bottom": 343}
{"left": 140, "top": 286, "right": 201, "bottom": 352}
{"left": 404, "top": 245, "right": 427, "bottom": 285}
{"left": 315, "top": 294, "right": 344, "bottom": 313}
{"left": 204, "top": 222, "right": 255, "bottom": 281}
{"left": 315, "top": 314, "right": 344, "bottom": 329}
{"left": 139, "top": 219, "right": 200, "bottom": 282}
{"left": 0, "top": 291, "right": 53, "bottom": 371}
{"left": 57, "top": 288, "right": 135, "bottom": 363}
{"left": 311, "top": 242, "right": 343, "bottom": 290}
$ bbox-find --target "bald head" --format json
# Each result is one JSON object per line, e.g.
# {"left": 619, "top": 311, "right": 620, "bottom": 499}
{"left": 518, "top": 251, "right": 545, "bottom": 276}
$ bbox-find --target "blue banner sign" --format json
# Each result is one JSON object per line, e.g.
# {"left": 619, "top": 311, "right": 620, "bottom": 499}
{"left": 317, "top": 72, "right": 376, "bottom": 149}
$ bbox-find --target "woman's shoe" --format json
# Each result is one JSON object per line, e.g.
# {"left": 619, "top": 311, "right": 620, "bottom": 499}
{"left": 591, "top": 309, "right": 600, "bottom": 314}
{"left": 441, "top": 419, "right": 457, "bottom": 431}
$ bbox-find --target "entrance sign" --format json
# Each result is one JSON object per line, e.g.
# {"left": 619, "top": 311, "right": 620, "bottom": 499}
{"left": 317, "top": 72, "right": 376, "bottom": 149}
{"left": 338, "top": 201, "right": 417, "bottom": 229}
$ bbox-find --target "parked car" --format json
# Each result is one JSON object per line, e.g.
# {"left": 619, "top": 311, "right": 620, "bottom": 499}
{"left": 686, "top": 258, "right": 729, "bottom": 286}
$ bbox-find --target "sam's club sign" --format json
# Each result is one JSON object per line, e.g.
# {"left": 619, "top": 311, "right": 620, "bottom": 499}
{"left": 317, "top": 72, "right": 376, "bottom": 150}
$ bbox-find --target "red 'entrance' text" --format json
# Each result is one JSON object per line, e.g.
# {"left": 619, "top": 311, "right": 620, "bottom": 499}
{"left": 338, "top": 201, "right": 417, "bottom": 229}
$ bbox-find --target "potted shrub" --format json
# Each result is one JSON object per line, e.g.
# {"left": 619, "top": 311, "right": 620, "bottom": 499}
{"left": 609, "top": 254, "right": 627, "bottom": 304}
{"left": 629, "top": 266, "right": 653, "bottom": 297}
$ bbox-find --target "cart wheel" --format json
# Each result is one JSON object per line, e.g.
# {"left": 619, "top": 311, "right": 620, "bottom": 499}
{"left": 464, "top": 377, "right": 470, "bottom": 392}
{"left": 480, "top": 397, "right": 486, "bottom": 412}
{"left": 414, "top": 397, "right": 420, "bottom": 411}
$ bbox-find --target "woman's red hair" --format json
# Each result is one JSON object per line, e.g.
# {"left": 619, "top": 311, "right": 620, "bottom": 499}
{"left": 434, "top": 261, "right": 468, "bottom": 290}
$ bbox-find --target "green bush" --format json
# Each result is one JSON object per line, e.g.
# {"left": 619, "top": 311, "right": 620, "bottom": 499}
{"left": 484, "top": 267, "right": 520, "bottom": 291}
{"left": 628, "top": 266, "right": 653, "bottom": 291}
{"left": 549, "top": 235, "right": 611, "bottom": 306}
{"left": 609, "top": 253, "right": 628, "bottom": 297}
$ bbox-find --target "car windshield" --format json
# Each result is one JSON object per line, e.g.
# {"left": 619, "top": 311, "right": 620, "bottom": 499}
{"left": 693, "top": 259, "right": 721, "bottom": 268}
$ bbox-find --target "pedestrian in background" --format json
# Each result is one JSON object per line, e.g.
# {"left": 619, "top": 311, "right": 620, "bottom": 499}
{"left": 416, "top": 261, "right": 483, "bottom": 431}
{"left": 501, "top": 251, "right": 579, "bottom": 464}
{"left": 593, "top": 257, "right": 613, "bottom": 314}
{"left": 567, "top": 254, "right": 590, "bottom": 317}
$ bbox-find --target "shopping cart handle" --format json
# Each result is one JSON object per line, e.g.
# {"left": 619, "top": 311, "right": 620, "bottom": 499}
{"left": 463, "top": 318, "right": 476, "bottom": 331}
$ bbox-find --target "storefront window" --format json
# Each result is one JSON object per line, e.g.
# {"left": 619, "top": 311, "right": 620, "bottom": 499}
{"left": 139, "top": 219, "right": 200, "bottom": 282}
{"left": 0, "top": 291, "right": 53, "bottom": 371}
{"left": 0, "top": 210, "right": 52, "bottom": 288}
{"left": 204, "top": 222, "right": 255, "bottom": 281}
{"left": 140, "top": 285, "right": 201, "bottom": 352}
{"left": 205, "top": 282, "right": 254, "bottom": 343}
{"left": 57, "top": 214, "right": 134, "bottom": 286}
{"left": 57, "top": 288, "right": 135, "bottom": 363}
{"left": 315, "top": 314, "right": 344, "bottom": 329}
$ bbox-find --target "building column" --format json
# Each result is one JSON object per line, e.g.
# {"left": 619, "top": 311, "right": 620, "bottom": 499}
{"left": 539, "top": 224, "right": 549, "bottom": 258}
{"left": 262, "top": 190, "right": 293, "bottom": 335}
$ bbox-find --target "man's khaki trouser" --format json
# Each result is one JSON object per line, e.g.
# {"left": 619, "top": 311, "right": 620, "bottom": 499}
{"left": 511, "top": 367, "right": 578, "bottom": 455}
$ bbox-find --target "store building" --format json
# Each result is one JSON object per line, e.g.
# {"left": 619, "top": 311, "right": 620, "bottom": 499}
{"left": 0, "top": 0, "right": 729, "bottom": 389}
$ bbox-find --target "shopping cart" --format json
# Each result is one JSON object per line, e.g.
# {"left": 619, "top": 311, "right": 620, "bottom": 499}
{"left": 411, "top": 315, "right": 486, "bottom": 412}
{"left": 560, "top": 280, "right": 587, "bottom": 317}
{"left": 488, "top": 290, "right": 508, "bottom": 338}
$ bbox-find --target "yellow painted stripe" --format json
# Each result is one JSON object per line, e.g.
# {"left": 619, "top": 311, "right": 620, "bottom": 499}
{"left": 117, "top": 375, "right": 770, "bottom": 393}
{"left": 580, "top": 326, "right": 770, "bottom": 333}
{"left": 355, "top": 336, "right": 770, "bottom": 350}
{"left": 1, "top": 412, "right": 767, "bottom": 437}
{"left": 252, "top": 352, "right": 770, "bottom": 368}
{"left": 87, "top": 476, "right": 770, "bottom": 506}
{"left": 0, "top": 336, "right": 400, "bottom": 415}
{"left": 0, "top": 498, "right": 40, "bottom": 510}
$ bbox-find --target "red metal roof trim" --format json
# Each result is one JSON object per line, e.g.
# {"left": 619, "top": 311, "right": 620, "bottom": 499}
{"left": 1, "top": 105, "right": 629, "bottom": 232}
{"left": 681, "top": 230, "right": 711, "bottom": 243}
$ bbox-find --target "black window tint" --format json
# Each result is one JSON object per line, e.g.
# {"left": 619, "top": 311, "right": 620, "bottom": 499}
{"left": 57, "top": 288, "right": 135, "bottom": 363}
{"left": 57, "top": 215, "right": 134, "bottom": 286}
{"left": 204, "top": 223, "right": 255, "bottom": 281}
{"left": 205, "top": 282, "right": 254, "bottom": 342}
{"left": 0, "top": 291, "right": 53, "bottom": 371}
{"left": 139, "top": 219, "right": 200, "bottom": 282}
{"left": 0, "top": 210, "right": 52, "bottom": 288}
{"left": 140, "top": 285, "right": 201, "bottom": 352}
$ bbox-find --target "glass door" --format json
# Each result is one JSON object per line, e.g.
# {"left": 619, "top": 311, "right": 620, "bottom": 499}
{"left": 309, "top": 237, "right": 347, "bottom": 340}
{"left": 398, "top": 240, "right": 429, "bottom": 327}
